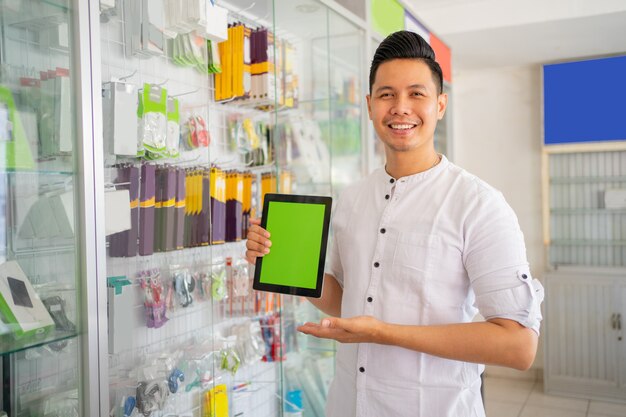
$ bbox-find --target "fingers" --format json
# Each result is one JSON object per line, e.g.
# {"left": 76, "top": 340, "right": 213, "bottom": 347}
{"left": 245, "top": 218, "right": 271, "bottom": 265}
{"left": 248, "top": 223, "right": 269, "bottom": 238}
{"left": 296, "top": 321, "right": 356, "bottom": 342}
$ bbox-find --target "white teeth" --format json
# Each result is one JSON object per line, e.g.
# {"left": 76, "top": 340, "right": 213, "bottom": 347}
{"left": 390, "top": 124, "right": 414, "bottom": 130}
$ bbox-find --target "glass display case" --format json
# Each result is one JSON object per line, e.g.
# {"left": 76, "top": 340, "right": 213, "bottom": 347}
{"left": 546, "top": 150, "right": 626, "bottom": 268}
{"left": 0, "top": 1, "right": 453, "bottom": 415}
{"left": 96, "top": 0, "right": 365, "bottom": 416}
{"left": 0, "top": 0, "right": 84, "bottom": 415}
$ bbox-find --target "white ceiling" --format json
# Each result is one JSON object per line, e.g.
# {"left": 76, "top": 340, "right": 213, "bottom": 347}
{"left": 403, "top": 0, "right": 626, "bottom": 70}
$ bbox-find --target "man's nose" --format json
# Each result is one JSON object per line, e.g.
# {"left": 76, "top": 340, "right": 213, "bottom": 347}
{"left": 390, "top": 96, "right": 411, "bottom": 115}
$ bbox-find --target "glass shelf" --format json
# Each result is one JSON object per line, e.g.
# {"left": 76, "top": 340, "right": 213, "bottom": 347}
{"left": 550, "top": 239, "right": 626, "bottom": 246}
{"left": 550, "top": 176, "right": 626, "bottom": 184}
{"left": 11, "top": 243, "right": 75, "bottom": 256}
{"left": 1, "top": 169, "right": 74, "bottom": 176}
{"left": 0, "top": 329, "right": 78, "bottom": 357}
{"left": 551, "top": 208, "right": 626, "bottom": 214}
{"left": 301, "top": 346, "right": 336, "bottom": 354}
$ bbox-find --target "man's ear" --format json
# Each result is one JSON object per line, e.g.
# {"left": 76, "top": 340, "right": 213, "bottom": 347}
{"left": 366, "top": 94, "right": 372, "bottom": 120}
{"left": 437, "top": 93, "right": 448, "bottom": 120}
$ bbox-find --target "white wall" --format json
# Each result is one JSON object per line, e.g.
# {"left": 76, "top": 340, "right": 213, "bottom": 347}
{"left": 451, "top": 65, "right": 545, "bottom": 370}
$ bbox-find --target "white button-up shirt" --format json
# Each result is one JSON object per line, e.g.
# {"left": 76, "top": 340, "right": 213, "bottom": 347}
{"left": 324, "top": 156, "right": 544, "bottom": 417}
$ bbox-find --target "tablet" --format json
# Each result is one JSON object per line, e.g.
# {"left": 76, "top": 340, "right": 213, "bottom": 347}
{"left": 253, "top": 193, "right": 332, "bottom": 298}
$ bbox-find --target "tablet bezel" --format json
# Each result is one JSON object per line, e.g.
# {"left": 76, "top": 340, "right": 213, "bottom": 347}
{"left": 252, "top": 193, "right": 332, "bottom": 298}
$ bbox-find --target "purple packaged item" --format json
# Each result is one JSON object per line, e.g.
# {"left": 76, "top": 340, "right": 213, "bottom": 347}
{"left": 139, "top": 164, "right": 156, "bottom": 256}
{"left": 175, "top": 168, "right": 186, "bottom": 250}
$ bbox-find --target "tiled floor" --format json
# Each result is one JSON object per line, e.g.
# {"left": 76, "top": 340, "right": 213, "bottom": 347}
{"left": 484, "top": 376, "right": 626, "bottom": 417}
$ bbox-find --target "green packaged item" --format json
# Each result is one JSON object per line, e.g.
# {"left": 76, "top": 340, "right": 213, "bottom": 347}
{"left": 0, "top": 86, "right": 35, "bottom": 170}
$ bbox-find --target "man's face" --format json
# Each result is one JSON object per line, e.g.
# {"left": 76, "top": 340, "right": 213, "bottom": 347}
{"left": 366, "top": 59, "right": 447, "bottom": 155}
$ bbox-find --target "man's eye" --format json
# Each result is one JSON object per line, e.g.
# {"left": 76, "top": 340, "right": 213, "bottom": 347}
{"left": 412, "top": 92, "right": 423, "bottom": 97}
{"left": 380, "top": 93, "right": 391, "bottom": 98}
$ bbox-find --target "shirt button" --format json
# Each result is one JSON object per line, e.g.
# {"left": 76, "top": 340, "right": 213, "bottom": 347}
{"left": 374, "top": 262, "right": 380, "bottom": 268}
{"left": 367, "top": 297, "right": 373, "bottom": 302}
{"left": 522, "top": 274, "right": 528, "bottom": 279}
{"left": 385, "top": 194, "right": 390, "bottom": 200}
{"left": 359, "top": 367, "right": 365, "bottom": 373}
{"left": 380, "top": 228, "right": 386, "bottom": 234}
{"left": 389, "top": 178, "right": 395, "bottom": 184}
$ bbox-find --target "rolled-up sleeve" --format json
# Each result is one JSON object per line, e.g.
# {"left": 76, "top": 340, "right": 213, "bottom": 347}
{"left": 463, "top": 187, "right": 544, "bottom": 334}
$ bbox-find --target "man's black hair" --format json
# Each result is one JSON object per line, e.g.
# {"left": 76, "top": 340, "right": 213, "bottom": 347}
{"left": 369, "top": 30, "right": 443, "bottom": 95}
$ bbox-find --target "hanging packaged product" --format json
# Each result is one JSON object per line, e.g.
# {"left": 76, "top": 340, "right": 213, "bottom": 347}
{"left": 183, "top": 168, "right": 205, "bottom": 247}
{"left": 175, "top": 167, "right": 186, "bottom": 250}
{"left": 242, "top": 172, "right": 254, "bottom": 236}
{"left": 183, "top": 169, "right": 195, "bottom": 247}
{"left": 136, "top": 380, "right": 169, "bottom": 416}
{"left": 231, "top": 24, "right": 245, "bottom": 99}
{"left": 207, "top": 40, "right": 222, "bottom": 74}
{"left": 171, "top": 267, "right": 195, "bottom": 308}
{"left": 214, "top": 26, "right": 233, "bottom": 102}
{"left": 210, "top": 166, "right": 226, "bottom": 244}
{"left": 225, "top": 171, "right": 243, "bottom": 242}
{"left": 123, "top": 0, "right": 164, "bottom": 58}
{"left": 216, "top": 334, "right": 241, "bottom": 375}
{"left": 233, "top": 118, "right": 259, "bottom": 153}
{"left": 183, "top": 169, "right": 196, "bottom": 247}
{"left": 139, "top": 163, "right": 156, "bottom": 256}
{"left": 42, "top": 295, "right": 76, "bottom": 334}
{"left": 102, "top": 81, "right": 138, "bottom": 157}
{"left": 154, "top": 166, "right": 177, "bottom": 252}
{"left": 211, "top": 259, "right": 227, "bottom": 302}
{"left": 139, "top": 269, "right": 168, "bottom": 329}
{"left": 167, "top": 368, "right": 185, "bottom": 394}
{"left": 107, "top": 275, "right": 136, "bottom": 353}
{"left": 274, "top": 39, "right": 285, "bottom": 107}
{"left": 0, "top": 86, "right": 34, "bottom": 169}
{"left": 184, "top": 114, "right": 209, "bottom": 149}
{"left": 39, "top": 70, "right": 57, "bottom": 157}
{"left": 282, "top": 42, "right": 298, "bottom": 109}
{"left": 289, "top": 116, "right": 330, "bottom": 184}
{"left": 104, "top": 187, "right": 131, "bottom": 236}
{"left": 138, "top": 84, "right": 168, "bottom": 159}
{"left": 171, "top": 33, "right": 207, "bottom": 71}
{"left": 0, "top": 100, "right": 11, "bottom": 142}
{"left": 109, "top": 164, "right": 140, "bottom": 257}
{"left": 199, "top": 169, "right": 211, "bottom": 245}
{"left": 54, "top": 68, "right": 73, "bottom": 154}
{"left": 203, "top": 4, "right": 228, "bottom": 43}
{"left": 260, "top": 172, "right": 277, "bottom": 208}
{"left": 231, "top": 259, "right": 250, "bottom": 316}
{"left": 164, "top": 0, "right": 225, "bottom": 38}
{"left": 202, "top": 384, "right": 228, "bottom": 417}
{"left": 243, "top": 25, "right": 252, "bottom": 98}
{"left": 280, "top": 170, "right": 293, "bottom": 194}
{"left": 154, "top": 168, "right": 164, "bottom": 252}
{"left": 230, "top": 320, "right": 265, "bottom": 365}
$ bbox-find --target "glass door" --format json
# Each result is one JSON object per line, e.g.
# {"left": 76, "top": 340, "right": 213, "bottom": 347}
{"left": 0, "top": 0, "right": 83, "bottom": 415}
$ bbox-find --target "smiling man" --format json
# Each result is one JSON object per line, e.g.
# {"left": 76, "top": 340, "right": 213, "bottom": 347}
{"left": 246, "top": 30, "right": 544, "bottom": 417}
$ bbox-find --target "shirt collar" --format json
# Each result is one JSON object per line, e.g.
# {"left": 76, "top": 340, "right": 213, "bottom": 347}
{"left": 380, "top": 154, "right": 450, "bottom": 184}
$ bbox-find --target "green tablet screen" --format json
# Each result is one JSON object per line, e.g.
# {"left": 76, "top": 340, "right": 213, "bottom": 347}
{"left": 259, "top": 201, "right": 326, "bottom": 289}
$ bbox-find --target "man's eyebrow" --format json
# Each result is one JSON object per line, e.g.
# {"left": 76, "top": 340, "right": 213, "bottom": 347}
{"left": 374, "top": 84, "right": 428, "bottom": 94}
{"left": 374, "top": 86, "right": 394, "bottom": 94}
